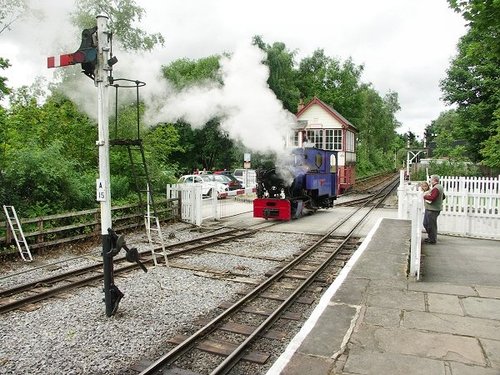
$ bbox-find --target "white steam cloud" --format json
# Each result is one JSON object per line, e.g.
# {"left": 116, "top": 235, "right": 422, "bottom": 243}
{"left": 143, "top": 43, "right": 297, "bottom": 153}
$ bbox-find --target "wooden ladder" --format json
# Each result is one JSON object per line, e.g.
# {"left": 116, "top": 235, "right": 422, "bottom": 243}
{"left": 144, "top": 184, "right": 168, "bottom": 266}
{"left": 2, "top": 205, "right": 33, "bottom": 261}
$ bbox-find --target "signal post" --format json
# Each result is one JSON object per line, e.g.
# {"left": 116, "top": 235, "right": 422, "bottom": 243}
{"left": 48, "top": 15, "right": 146, "bottom": 317}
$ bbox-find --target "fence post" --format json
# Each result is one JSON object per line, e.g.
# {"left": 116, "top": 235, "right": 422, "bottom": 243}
{"left": 5, "top": 220, "right": 12, "bottom": 245}
{"left": 37, "top": 218, "right": 44, "bottom": 245}
{"left": 398, "top": 169, "right": 405, "bottom": 219}
{"left": 409, "top": 192, "right": 423, "bottom": 280}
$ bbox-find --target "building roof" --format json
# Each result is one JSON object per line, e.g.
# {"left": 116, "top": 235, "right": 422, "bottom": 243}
{"left": 296, "top": 97, "right": 358, "bottom": 132}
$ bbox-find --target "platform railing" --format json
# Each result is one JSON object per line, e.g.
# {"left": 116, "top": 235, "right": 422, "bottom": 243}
{"left": 397, "top": 170, "right": 424, "bottom": 280}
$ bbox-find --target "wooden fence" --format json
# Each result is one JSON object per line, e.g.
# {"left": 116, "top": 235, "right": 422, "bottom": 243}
{"left": 0, "top": 198, "right": 180, "bottom": 253}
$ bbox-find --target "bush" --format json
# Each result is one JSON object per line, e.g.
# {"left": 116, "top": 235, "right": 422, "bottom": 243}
{"left": 412, "top": 160, "right": 482, "bottom": 180}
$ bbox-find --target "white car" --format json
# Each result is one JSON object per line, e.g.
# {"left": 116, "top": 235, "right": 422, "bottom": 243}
{"left": 177, "top": 174, "right": 228, "bottom": 198}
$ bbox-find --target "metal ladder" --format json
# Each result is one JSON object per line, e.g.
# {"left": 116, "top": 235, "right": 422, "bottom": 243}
{"left": 144, "top": 184, "right": 168, "bottom": 266}
{"left": 110, "top": 139, "right": 168, "bottom": 266}
{"left": 2, "top": 205, "right": 33, "bottom": 261}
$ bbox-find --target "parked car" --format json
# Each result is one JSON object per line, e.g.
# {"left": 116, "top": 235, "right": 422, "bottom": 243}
{"left": 212, "top": 170, "right": 232, "bottom": 176}
{"left": 212, "top": 173, "right": 243, "bottom": 191}
{"left": 177, "top": 174, "right": 228, "bottom": 198}
{"left": 233, "top": 168, "right": 257, "bottom": 188}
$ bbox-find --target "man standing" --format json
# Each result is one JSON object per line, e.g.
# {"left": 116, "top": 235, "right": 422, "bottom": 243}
{"left": 423, "top": 175, "right": 445, "bottom": 244}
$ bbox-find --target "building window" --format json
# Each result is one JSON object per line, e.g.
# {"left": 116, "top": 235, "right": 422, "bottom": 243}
{"left": 333, "top": 129, "right": 342, "bottom": 150}
{"left": 306, "top": 129, "right": 323, "bottom": 148}
{"left": 346, "top": 131, "right": 355, "bottom": 152}
{"left": 324, "top": 129, "right": 342, "bottom": 150}
{"left": 325, "top": 130, "right": 333, "bottom": 150}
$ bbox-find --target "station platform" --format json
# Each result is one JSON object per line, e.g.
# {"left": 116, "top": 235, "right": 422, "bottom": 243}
{"left": 267, "top": 218, "right": 500, "bottom": 375}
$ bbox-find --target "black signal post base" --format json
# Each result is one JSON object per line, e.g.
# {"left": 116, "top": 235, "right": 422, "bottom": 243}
{"left": 102, "top": 228, "right": 148, "bottom": 317}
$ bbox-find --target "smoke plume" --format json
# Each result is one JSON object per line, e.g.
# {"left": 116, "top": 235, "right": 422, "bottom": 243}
{"left": 143, "top": 43, "right": 296, "bottom": 154}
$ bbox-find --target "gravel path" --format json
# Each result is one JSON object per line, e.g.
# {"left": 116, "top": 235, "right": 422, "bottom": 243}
{"left": 0, "top": 223, "right": 312, "bottom": 375}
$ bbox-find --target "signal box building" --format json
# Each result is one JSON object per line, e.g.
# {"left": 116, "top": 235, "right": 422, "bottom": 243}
{"left": 290, "top": 97, "right": 357, "bottom": 193}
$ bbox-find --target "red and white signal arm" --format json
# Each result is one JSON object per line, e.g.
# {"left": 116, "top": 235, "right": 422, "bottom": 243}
{"left": 47, "top": 51, "right": 89, "bottom": 68}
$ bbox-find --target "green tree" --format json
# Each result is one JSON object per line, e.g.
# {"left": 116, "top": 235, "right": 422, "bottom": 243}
{"left": 0, "top": 0, "right": 30, "bottom": 97}
{"left": 0, "top": 58, "right": 10, "bottom": 98}
{"left": 161, "top": 56, "right": 239, "bottom": 173}
{"left": 71, "top": 0, "right": 164, "bottom": 51}
{"left": 0, "top": 0, "right": 28, "bottom": 35}
{"left": 297, "top": 49, "right": 364, "bottom": 122}
{"left": 425, "top": 110, "right": 467, "bottom": 160}
{"left": 441, "top": 0, "right": 500, "bottom": 166}
{"left": 162, "top": 56, "right": 221, "bottom": 90}
{"left": 357, "top": 87, "right": 401, "bottom": 153}
{"left": 1, "top": 82, "right": 99, "bottom": 212}
{"left": 252, "top": 36, "right": 300, "bottom": 113}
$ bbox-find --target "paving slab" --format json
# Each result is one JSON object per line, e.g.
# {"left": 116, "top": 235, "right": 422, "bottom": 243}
{"left": 297, "top": 303, "right": 358, "bottom": 357}
{"left": 408, "top": 281, "right": 478, "bottom": 297}
{"left": 279, "top": 352, "right": 333, "bottom": 375}
{"left": 475, "top": 286, "right": 500, "bottom": 299}
{"left": 350, "top": 326, "right": 486, "bottom": 366}
{"left": 427, "top": 293, "right": 464, "bottom": 315}
{"left": 449, "top": 362, "right": 500, "bottom": 375}
{"left": 366, "top": 288, "right": 425, "bottom": 311}
{"left": 331, "top": 277, "right": 369, "bottom": 305}
{"left": 461, "top": 296, "right": 500, "bottom": 320}
{"left": 480, "top": 338, "right": 500, "bottom": 369}
{"left": 422, "top": 235, "right": 500, "bottom": 286}
{"left": 362, "top": 306, "right": 401, "bottom": 328}
{"left": 403, "top": 310, "right": 500, "bottom": 340}
{"left": 343, "top": 350, "right": 445, "bottom": 375}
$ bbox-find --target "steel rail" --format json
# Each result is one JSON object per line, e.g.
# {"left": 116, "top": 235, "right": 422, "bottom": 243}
{"left": 139, "top": 176, "right": 399, "bottom": 374}
{"left": 0, "top": 229, "right": 256, "bottom": 313}
{"left": 210, "top": 171, "right": 399, "bottom": 374}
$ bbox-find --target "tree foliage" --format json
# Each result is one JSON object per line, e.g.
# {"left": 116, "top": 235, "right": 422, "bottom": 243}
{"left": 0, "top": 0, "right": 28, "bottom": 35}
{"left": 297, "top": 49, "right": 365, "bottom": 122}
{"left": 252, "top": 36, "right": 300, "bottom": 113}
{"left": 441, "top": 0, "right": 500, "bottom": 166}
{"left": 162, "top": 56, "right": 221, "bottom": 89}
{"left": 424, "top": 110, "right": 468, "bottom": 160}
{"left": 72, "top": 0, "right": 164, "bottom": 51}
{"left": 161, "top": 55, "right": 239, "bottom": 172}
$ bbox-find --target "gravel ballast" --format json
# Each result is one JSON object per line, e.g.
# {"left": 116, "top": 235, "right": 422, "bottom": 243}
{"left": 0, "top": 224, "right": 312, "bottom": 375}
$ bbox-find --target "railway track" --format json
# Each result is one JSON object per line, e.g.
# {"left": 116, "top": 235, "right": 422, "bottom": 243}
{"left": 0, "top": 175, "right": 398, "bottom": 375}
{"left": 0, "top": 228, "right": 259, "bottom": 314}
{"left": 133, "top": 176, "right": 397, "bottom": 375}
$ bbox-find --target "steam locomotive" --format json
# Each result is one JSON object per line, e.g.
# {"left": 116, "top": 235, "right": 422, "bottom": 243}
{"left": 253, "top": 147, "right": 338, "bottom": 220}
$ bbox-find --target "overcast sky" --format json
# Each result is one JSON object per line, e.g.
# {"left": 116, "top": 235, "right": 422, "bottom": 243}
{"left": 0, "top": 0, "right": 466, "bottom": 138}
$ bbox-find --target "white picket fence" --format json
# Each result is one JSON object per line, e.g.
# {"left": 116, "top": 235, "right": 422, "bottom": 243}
{"left": 398, "top": 172, "right": 500, "bottom": 280}
{"left": 166, "top": 184, "right": 256, "bottom": 226}
{"left": 166, "top": 184, "right": 219, "bottom": 226}
{"left": 438, "top": 175, "right": 500, "bottom": 238}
